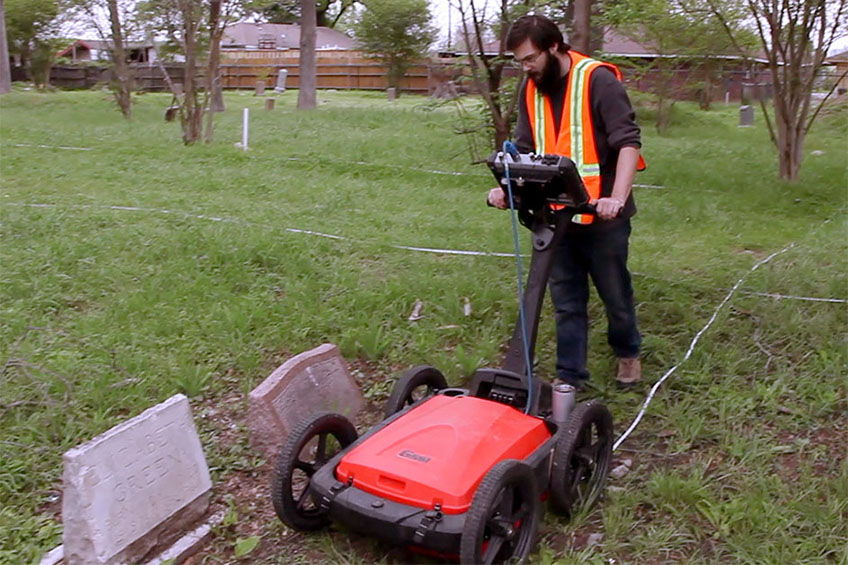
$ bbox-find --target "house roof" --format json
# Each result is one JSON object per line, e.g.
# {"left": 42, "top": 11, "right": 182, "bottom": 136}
{"left": 222, "top": 22, "right": 357, "bottom": 51}
{"left": 57, "top": 39, "right": 92, "bottom": 57}
{"left": 446, "top": 28, "right": 767, "bottom": 63}
{"left": 826, "top": 49, "right": 848, "bottom": 63}
{"left": 77, "top": 39, "right": 154, "bottom": 51}
{"left": 600, "top": 27, "right": 768, "bottom": 63}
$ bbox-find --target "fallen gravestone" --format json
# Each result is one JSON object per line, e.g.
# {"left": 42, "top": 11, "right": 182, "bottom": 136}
{"left": 248, "top": 343, "right": 364, "bottom": 459}
{"left": 61, "top": 394, "right": 212, "bottom": 565}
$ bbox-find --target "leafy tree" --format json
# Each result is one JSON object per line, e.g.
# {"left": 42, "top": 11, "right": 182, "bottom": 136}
{"left": 4, "top": 0, "right": 59, "bottom": 79}
{"left": 136, "top": 0, "right": 242, "bottom": 143}
{"left": 451, "top": 0, "right": 531, "bottom": 156}
{"left": 354, "top": 0, "right": 435, "bottom": 92}
{"left": 604, "top": 0, "right": 752, "bottom": 132}
{"left": 68, "top": 0, "right": 136, "bottom": 117}
{"left": 245, "top": 0, "right": 358, "bottom": 28}
{"left": 705, "top": 0, "right": 847, "bottom": 181}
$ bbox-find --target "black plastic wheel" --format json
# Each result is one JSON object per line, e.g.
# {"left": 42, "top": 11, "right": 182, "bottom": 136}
{"left": 459, "top": 459, "right": 541, "bottom": 565}
{"left": 270, "top": 411, "right": 357, "bottom": 531}
{"left": 383, "top": 365, "right": 448, "bottom": 417}
{"left": 549, "top": 400, "right": 614, "bottom": 517}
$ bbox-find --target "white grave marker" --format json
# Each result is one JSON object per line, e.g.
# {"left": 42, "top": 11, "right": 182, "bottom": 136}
{"left": 62, "top": 394, "right": 211, "bottom": 565}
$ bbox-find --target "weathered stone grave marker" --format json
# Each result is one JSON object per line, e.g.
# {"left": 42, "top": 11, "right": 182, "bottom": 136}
{"left": 265, "top": 97, "right": 276, "bottom": 111}
{"left": 274, "top": 69, "right": 288, "bottom": 93}
{"left": 255, "top": 80, "right": 266, "bottom": 96}
{"left": 61, "top": 394, "right": 211, "bottom": 565}
{"left": 387, "top": 87, "right": 397, "bottom": 101}
{"left": 739, "top": 104, "right": 754, "bottom": 127}
{"left": 248, "top": 343, "right": 364, "bottom": 459}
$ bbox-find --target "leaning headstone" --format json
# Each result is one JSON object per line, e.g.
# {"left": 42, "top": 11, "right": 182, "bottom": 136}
{"left": 62, "top": 394, "right": 212, "bottom": 565}
{"left": 275, "top": 69, "right": 288, "bottom": 93}
{"left": 255, "top": 80, "right": 266, "bottom": 96}
{"left": 248, "top": 343, "right": 364, "bottom": 459}
{"left": 164, "top": 105, "right": 179, "bottom": 122}
{"left": 739, "top": 105, "right": 754, "bottom": 127}
{"left": 387, "top": 87, "right": 397, "bottom": 101}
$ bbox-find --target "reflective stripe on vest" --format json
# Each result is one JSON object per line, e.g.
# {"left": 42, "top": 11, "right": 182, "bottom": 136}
{"left": 525, "top": 51, "right": 644, "bottom": 224}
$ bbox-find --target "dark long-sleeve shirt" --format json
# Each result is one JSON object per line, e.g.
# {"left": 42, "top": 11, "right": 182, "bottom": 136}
{"left": 514, "top": 65, "right": 642, "bottom": 221}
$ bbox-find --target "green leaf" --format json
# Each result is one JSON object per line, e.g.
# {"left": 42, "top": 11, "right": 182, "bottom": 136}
{"left": 233, "top": 536, "right": 260, "bottom": 558}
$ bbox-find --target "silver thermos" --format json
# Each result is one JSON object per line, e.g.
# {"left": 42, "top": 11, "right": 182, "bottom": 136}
{"left": 552, "top": 383, "right": 576, "bottom": 424}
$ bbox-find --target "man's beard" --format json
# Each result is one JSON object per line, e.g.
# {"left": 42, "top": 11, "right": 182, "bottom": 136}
{"left": 530, "top": 53, "right": 562, "bottom": 96}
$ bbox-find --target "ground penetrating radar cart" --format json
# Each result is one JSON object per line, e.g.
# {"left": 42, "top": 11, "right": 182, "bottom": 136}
{"left": 270, "top": 149, "right": 614, "bottom": 564}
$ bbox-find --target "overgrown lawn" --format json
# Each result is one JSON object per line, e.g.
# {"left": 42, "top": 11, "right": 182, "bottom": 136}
{"left": 1, "top": 88, "right": 845, "bottom": 564}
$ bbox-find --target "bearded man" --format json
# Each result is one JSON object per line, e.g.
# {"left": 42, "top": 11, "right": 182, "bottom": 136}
{"left": 487, "top": 14, "right": 646, "bottom": 390}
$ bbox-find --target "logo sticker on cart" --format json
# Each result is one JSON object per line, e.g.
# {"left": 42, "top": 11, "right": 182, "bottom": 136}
{"left": 398, "top": 449, "right": 431, "bottom": 463}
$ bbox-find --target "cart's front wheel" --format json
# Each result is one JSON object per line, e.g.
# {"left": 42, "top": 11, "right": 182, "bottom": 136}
{"left": 271, "top": 411, "right": 357, "bottom": 530}
{"left": 550, "top": 400, "right": 613, "bottom": 517}
{"left": 384, "top": 365, "right": 448, "bottom": 417}
{"left": 459, "top": 459, "right": 540, "bottom": 565}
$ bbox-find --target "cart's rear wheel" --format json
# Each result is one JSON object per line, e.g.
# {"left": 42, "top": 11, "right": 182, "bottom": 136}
{"left": 459, "top": 459, "right": 540, "bottom": 565}
{"left": 550, "top": 400, "right": 613, "bottom": 517}
{"left": 384, "top": 365, "right": 448, "bottom": 417}
{"left": 271, "top": 411, "right": 357, "bottom": 530}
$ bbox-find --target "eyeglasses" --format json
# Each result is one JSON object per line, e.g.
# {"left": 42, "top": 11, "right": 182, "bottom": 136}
{"left": 511, "top": 50, "right": 544, "bottom": 68}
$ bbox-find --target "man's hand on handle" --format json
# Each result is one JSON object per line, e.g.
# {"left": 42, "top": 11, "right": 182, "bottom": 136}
{"left": 487, "top": 187, "right": 508, "bottom": 209}
{"left": 594, "top": 197, "right": 624, "bottom": 220}
{"left": 488, "top": 187, "right": 624, "bottom": 220}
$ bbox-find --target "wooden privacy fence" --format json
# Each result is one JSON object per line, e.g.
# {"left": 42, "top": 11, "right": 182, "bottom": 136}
{"left": 123, "top": 60, "right": 463, "bottom": 95}
{"left": 220, "top": 61, "right": 436, "bottom": 93}
{"left": 50, "top": 65, "right": 110, "bottom": 89}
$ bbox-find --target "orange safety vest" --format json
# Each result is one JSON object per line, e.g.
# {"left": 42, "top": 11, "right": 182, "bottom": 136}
{"left": 525, "top": 51, "right": 646, "bottom": 224}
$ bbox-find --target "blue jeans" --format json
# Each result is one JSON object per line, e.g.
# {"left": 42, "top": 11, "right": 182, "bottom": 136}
{"left": 549, "top": 218, "right": 640, "bottom": 385}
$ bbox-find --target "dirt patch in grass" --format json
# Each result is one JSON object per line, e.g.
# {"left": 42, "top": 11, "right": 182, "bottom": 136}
{"left": 191, "top": 357, "right": 408, "bottom": 563}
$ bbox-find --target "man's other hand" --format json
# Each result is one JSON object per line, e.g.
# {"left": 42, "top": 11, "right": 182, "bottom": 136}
{"left": 594, "top": 197, "right": 624, "bottom": 220}
{"left": 488, "top": 187, "right": 508, "bottom": 209}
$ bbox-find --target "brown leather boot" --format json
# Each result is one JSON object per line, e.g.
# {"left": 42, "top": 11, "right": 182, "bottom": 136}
{"left": 616, "top": 357, "right": 642, "bottom": 385}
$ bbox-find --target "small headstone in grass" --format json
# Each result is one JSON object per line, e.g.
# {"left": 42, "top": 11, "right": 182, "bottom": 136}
{"left": 739, "top": 105, "right": 754, "bottom": 127}
{"left": 164, "top": 105, "right": 179, "bottom": 122}
{"left": 255, "top": 80, "right": 266, "bottom": 96}
{"left": 61, "top": 394, "right": 212, "bottom": 565}
{"left": 387, "top": 87, "right": 397, "bottom": 101}
{"left": 265, "top": 97, "right": 275, "bottom": 111}
{"left": 248, "top": 343, "right": 364, "bottom": 459}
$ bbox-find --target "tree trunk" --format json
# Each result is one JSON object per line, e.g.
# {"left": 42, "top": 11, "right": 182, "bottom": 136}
{"left": 107, "top": 0, "right": 132, "bottom": 119}
{"left": 572, "top": 0, "right": 591, "bottom": 54}
{"left": 0, "top": 0, "right": 11, "bottom": 94}
{"left": 205, "top": 0, "right": 223, "bottom": 143}
{"left": 298, "top": 0, "right": 317, "bottom": 110}
{"left": 180, "top": 0, "right": 203, "bottom": 144}
{"left": 775, "top": 103, "right": 804, "bottom": 181}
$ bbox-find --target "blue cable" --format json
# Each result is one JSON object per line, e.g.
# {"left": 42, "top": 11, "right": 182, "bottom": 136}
{"left": 501, "top": 141, "right": 534, "bottom": 415}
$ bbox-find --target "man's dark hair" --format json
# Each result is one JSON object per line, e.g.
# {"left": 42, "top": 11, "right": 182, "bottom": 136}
{"left": 506, "top": 15, "right": 570, "bottom": 53}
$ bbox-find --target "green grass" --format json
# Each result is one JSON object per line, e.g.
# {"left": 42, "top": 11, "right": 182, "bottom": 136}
{"left": 1, "top": 87, "right": 846, "bottom": 564}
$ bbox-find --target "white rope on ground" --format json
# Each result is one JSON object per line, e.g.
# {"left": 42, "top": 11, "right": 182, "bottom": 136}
{"left": 2, "top": 146, "right": 667, "bottom": 186}
{"left": 4, "top": 202, "right": 521, "bottom": 258}
{"left": 612, "top": 243, "right": 796, "bottom": 452}
{"left": 738, "top": 290, "right": 846, "bottom": 304}
{"left": 10, "top": 143, "right": 93, "bottom": 151}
